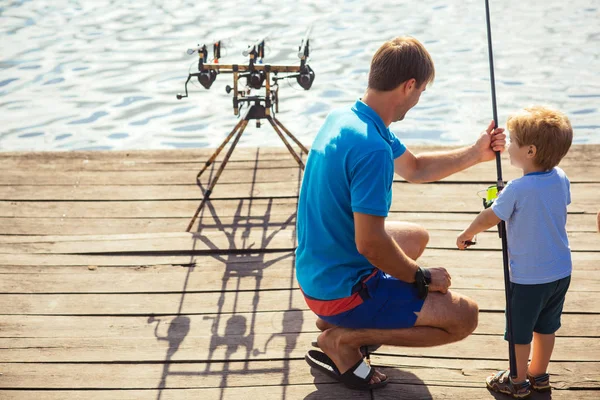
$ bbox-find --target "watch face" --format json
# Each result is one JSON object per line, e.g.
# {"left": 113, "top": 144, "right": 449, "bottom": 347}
{"left": 422, "top": 268, "right": 432, "bottom": 284}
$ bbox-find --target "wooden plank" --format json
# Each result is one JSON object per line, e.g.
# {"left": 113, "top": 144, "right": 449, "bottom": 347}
{"left": 0, "top": 165, "right": 303, "bottom": 186}
{"left": 427, "top": 230, "right": 600, "bottom": 251}
{"left": 0, "top": 198, "right": 297, "bottom": 218}
{"left": 0, "top": 360, "right": 347, "bottom": 389}
{"left": 1, "top": 212, "right": 597, "bottom": 235}
{"left": 1, "top": 182, "right": 596, "bottom": 215}
{"left": 1, "top": 157, "right": 598, "bottom": 185}
{"left": 1, "top": 197, "right": 596, "bottom": 230}
{"left": 419, "top": 248, "right": 600, "bottom": 271}
{"left": 2, "top": 261, "right": 600, "bottom": 293}
{"left": 1, "top": 227, "right": 598, "bottom": 253}
{"left": 1, "top": 145, "right": 597, "bottom": 182}
{"left": 0, "top": 230, "right": 297, "bottom": 254}
{"left": 0, "top": 255, "right": 299, "bottom": 293}
{"left": 2, "top": 247, "right": 599, "bottom": 269}
{"left": 0, "top": 147, "right": 300, "bottom": 165}
{"left": 1, "top": 312, "right": 597, "bottom": 340}
{"left": 1, "top": 359, "right": 597, "bottom": 390}
{"left": 0, "top": 288, "right": 597, "bottom": 316}
{"left": 1, "top": 387, "right": 596, "bottom": 400}
{"left": 0, "top": 331, "right": 598, "bottom": 363}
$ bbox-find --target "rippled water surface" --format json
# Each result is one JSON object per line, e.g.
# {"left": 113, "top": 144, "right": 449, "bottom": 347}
{"left": 1, "top": 0, "right": 598, "bottom": 151}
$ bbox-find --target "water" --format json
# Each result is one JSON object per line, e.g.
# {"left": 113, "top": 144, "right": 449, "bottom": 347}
{"left": 0, "top": 0, "right": 598, "bottom": 151}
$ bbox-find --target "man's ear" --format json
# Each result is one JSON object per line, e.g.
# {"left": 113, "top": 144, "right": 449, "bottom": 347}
{"left": 398, "top": 78, "right": 416, "bottom": 94}
{"left": 527, "top": 145, "right": 537, "bottom": 158}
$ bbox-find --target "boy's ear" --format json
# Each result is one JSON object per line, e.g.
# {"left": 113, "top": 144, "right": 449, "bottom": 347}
{"left": 527, "top": 145, "right": 537, "bottom": 158}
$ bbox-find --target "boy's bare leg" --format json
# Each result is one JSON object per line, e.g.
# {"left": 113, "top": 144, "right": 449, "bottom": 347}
{"left": 316, "top": 289, "right": 478, "bottom": 383}
{"left": 513, "top": 344, "right": 531, "bottom": 382}
{"left": 528, "top": 332, "right": 556, "bottom": 376}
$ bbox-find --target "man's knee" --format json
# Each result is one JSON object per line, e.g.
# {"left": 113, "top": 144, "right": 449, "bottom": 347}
{"left": 405, "top": 225, "right": 430, "bottom": 260}
{"left": 416, "top": 227, "right": 430, "bottom": 256}
{"left": 450, "top": 297, "right": 479, "bottom": 340}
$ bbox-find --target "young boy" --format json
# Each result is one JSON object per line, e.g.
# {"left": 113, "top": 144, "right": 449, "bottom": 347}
{"left": 456, "top": 106, "right": 573, "bottom": 398}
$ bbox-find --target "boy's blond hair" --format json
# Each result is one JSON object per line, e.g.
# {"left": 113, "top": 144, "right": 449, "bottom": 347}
{"left": 368, "top": 37, "right": 435, "bottom": 91}
{"left": 507, "top": 106, "right": 573, "bottom": 170}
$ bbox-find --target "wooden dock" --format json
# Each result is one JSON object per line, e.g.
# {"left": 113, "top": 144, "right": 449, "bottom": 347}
{"left": 1, "top": 145, "right": 598, "bottom": 399}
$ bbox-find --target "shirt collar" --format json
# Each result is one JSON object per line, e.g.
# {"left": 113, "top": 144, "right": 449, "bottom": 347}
{"left": 525, "top": 169, "right": 554, "bottom": 176}
{"left": 352, "top": 99, "right": 393, "bottom": 142}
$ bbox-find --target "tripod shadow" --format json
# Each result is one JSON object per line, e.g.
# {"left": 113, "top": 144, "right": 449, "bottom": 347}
{"left": 150, "top": 147, "right": 304, "bottom": 400}
{"left": 147, "top": 314, "right": 191, "bottom": 394}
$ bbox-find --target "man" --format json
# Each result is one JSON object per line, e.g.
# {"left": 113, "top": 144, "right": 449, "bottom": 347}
{"left": 295, "top": 36, "right": 506, "bottom": 390}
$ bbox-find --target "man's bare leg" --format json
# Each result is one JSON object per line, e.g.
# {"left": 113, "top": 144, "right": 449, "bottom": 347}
{"left": 316, "top": 290, "right": 478, "bottom": 383}
{"left": 316, "top": 221, "right": 454, "bottom": 383}
{"left": 385, "top": 220, "right": 430, "bottom": 260}
{"left": 315, "top": 221, "right": 429, "bottom": 332}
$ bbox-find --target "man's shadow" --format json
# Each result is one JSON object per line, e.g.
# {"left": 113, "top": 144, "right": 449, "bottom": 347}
{"left": 303, "top": 367, "right": 433, "bottom": 399}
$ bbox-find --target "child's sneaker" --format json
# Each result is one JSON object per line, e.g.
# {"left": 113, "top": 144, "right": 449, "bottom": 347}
{"left": 486, "top": 370, "right": 531, "bottom": 399}
{"left": 527, "top": 372, "right": 551, "bottom": 392}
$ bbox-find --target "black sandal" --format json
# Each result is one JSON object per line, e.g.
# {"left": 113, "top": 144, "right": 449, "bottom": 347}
{"left": 305, "top": 349, "right": 388, "bottom": 391}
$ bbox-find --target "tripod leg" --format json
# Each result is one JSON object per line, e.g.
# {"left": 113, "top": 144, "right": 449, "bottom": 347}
{"left": 273, "top": 117, "right": 309, "bottom": 154}
{"left": 186, "top": 120, "right": 249, "bottom": 232}
{"left": 197, "top": 118, "right": 245, "bottom": 179}
{"left": 267, "top": 117, "right": 305, "bottom": 170}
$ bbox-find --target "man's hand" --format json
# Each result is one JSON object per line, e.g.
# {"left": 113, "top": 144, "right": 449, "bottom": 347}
{"left": 456, "top": 230, "right": 475, "bottom": 250}
{"left": 428, "top": 267, "right": 451, "bottom": 294}
{"left": 475, "top": 120, "right": 506, "bottom": 162}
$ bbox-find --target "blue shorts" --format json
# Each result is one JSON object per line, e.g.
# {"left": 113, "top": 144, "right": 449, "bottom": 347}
{"left": 302, "top": 269, "right": 425, "bottom": 329}
{"left": 505, "top": 275, "right": 571, "bottom": 344}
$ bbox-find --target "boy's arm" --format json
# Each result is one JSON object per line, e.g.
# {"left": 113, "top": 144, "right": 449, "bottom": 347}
{"left": 457, "top": 208, "right": 501, "bottom": 250}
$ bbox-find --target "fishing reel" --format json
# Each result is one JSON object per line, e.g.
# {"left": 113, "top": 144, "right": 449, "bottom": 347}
{"left": 176, "top": 27, "right": 315, "bottom": 119}
{"left": 482, "top": 185, "right": 498, "bottom": 209}
{"left": 465, "top": 184, "right": 501, "bottom": 247}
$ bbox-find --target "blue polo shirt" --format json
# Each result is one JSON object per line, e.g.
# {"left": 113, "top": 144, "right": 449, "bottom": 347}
{"left": 295, "top": 100, "right": 406, "bottom": 300}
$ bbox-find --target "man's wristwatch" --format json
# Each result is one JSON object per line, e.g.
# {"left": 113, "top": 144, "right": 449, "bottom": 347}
{"left": 414, "top": 267, "right": 432, "bottom": 300}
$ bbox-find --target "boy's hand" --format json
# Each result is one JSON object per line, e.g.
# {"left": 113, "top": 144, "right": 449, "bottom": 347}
{"left": 476, "top": 120, "right": 506, "bottom": 162}
{"left": 457, "top": 230, "right": 475, "bottom": 250}
{"left": 429, "top": 267, "right": 451, "bottom": 294}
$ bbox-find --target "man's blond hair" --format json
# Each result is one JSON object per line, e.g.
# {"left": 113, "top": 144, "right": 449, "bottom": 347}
{"left": 368, "top": 37, "right": 435, "bottom": 91}
{"left": 507, "top": 106, "right": 573, "bottom": 170}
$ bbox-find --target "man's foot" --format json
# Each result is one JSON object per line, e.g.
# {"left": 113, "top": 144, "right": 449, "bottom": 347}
{"left": 305, "top": 350, "right": 388, "bottom": 390}
{"left": 317, "top": 327, "right": 387, "bottom": 385}
{"left": 311, "top": 340, "right": 382, "bottom": 357}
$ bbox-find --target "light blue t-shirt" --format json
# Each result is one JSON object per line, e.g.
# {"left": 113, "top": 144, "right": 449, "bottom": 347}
{"left": 491, "top": 167, "right": 572, "bottom": 284}
{"left": 295, "top": 100, "right": 406, "bottom": 300}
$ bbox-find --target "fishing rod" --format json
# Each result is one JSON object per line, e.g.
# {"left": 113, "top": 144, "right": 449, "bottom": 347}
{"left": 484, "top": 0, "right": 517, "bottom": 379}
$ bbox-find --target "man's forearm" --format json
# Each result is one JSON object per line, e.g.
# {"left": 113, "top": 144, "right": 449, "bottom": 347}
{"left": 360, "top": 234, "right": 419, "bottom": 283}
{"left": 412, "top": 145, "right": 481, "bottom": 183}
